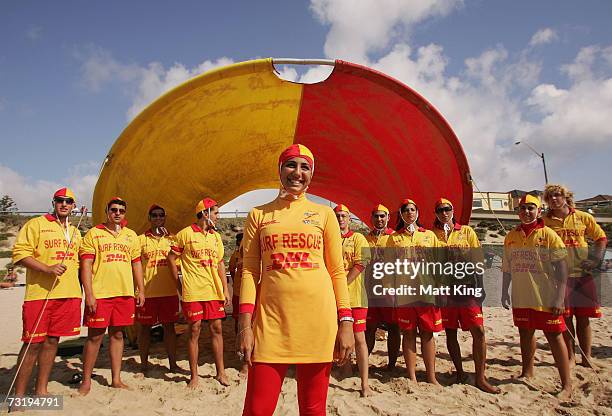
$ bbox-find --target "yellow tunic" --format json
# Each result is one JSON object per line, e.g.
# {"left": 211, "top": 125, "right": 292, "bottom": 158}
{"left": 138, "top": 231, "right": 178, "bottom": 298}
{"left": 240, "top": 193, "right": 351, "bottom": 363}
{"left": 79, "top": 225, "right": 141, "bottom": 299}
{"left": 12, "top": 214, "right": 82, "bottom": 301}
{"left": 543, "top": 209, "right": 607, "bottom": 278}
{"left": 341, "top": 231, "right": 370, "bottom": 308}
{"left": 171, "top": 224, "right": 225, "bottom": 302}
{"left": 502, "top": 223, "right": 567, "bottom": 311}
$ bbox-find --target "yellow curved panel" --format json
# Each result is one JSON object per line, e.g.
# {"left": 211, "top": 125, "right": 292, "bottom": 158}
{"left": 93, "top": 58, "right": 301, "bottom": 233}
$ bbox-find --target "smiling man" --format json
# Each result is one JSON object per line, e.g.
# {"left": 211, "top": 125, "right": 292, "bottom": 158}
{"left": 78, "top": 197, "right": 145, "bottom": 395}
{"left": 501, "top": 194, "right": 572, "bottom": 399}
{"left": 12, "top": 188, "right": 82, "bottom": 399}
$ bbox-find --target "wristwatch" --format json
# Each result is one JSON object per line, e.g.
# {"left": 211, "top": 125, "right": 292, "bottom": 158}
{"left": 339, "top": 316, "right": 355, "bottom": 323}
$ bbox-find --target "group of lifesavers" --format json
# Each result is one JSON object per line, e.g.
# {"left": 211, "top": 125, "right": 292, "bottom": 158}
{"left": 9, "top": 143, "right": 607, "bottom": 414}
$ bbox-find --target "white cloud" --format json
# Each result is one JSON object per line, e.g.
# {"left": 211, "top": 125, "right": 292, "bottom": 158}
{"left": 0, "top": 162, "right": 98, "bottom": 212}
{"left": 529, "top": 28, "right": 558, "bottom": 47}
{"left": 310, "top": 0, "right": 463, "bottom": 63}
{"left": 26, "top": 25, "right": 43, "bottom": 41}
{"left": 76, "top": 46, "right": 233, "bottom": 119}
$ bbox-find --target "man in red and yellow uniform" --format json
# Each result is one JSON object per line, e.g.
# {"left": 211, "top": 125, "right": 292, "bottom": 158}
{"left": 12, "top": 188, "right": 82, "bottom": 398}
{"left": 168, "top": 197, "right": 230, "bottom": 388}
{"left": 389, "top": 198, "right": 443, "bottom": 384}
{"left": 543, "top": 184, "right": 607, "bottom": 367}
{"left": 433, "top": 198, "right": 499, "bottom": 394}
{"left": 137, "top": 204, "right": 180, "bottom": 374}
{"left": 502, "top": 194, "right": 572, "bottom": 399}
{"left": 78, "top": 197, "right": 145, "bottom": 395}
{"left": 364, "top": 204, "right": 400, "bottom": 370}
{"left": 334, "top": 204, "right": 372, "bottom": 397}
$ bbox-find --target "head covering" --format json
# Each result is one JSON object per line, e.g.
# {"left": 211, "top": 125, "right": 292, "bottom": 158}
{"left": 371, "top": 204, "right": 389, "bottom": 214}
{"left": 519, "top": 194, "right": 541, "bottom": 209}
{"left": 107, "top": 196, "right": 126, "bottom": 208}
{"left": 435, "top": 197, "right": 453, "bottom": 210}
{"left": 400, "top": 198, "right": 417, "bottom": 208}
{"left": 148, "top": 204, "right": 165, "bottom": 215}
{"left": 53, "top": 187, "right": 76, "bottom": 202}
{"left": 195, "top": 197, "right": 217, "bottom": 214}
{"left": 333, "top": 204, "right": 350, "bottom": 214}
{"left": 278, "top": 144, "right": 314, "bottom": 171}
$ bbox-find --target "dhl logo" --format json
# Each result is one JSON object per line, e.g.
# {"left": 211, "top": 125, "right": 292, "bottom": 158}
{"left": 267, "top": 252, "right": 320, "bottom": 271}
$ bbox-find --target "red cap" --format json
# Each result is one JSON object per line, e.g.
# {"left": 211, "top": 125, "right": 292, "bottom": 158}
{"left": 53, "top": 187, "right": 76, "bottom": 201}
{"left": 333, "top": 204, "right": 350, "bottom": 214}
{"left": 148, "top": 204, "right": 164, "bottom": 214}
{"left": 195, "top": 197, "right": 217, "bottom": 214}
{"left": 278, "top": 144, "right": 314, "bottom": 170}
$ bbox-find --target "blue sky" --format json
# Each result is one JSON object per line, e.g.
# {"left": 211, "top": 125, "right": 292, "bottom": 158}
{"left": 1, "top": 0, "right": 611, "bottom": 210}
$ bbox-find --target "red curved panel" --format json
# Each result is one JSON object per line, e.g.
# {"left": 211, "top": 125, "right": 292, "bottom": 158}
{"left": 295, "top": 60, "right": 472, "bottom": 229}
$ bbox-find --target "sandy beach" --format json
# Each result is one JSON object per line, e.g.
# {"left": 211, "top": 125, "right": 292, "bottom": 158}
{"left": 0, "top": 274, "right": 610, "bottom": 416}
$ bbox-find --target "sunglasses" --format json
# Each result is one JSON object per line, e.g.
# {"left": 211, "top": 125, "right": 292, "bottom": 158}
{"left": 109, "top": 207, "right": 126, "bottom": 214}
{"left": 150, "top": 213, "right": 165, "bottom": 218}
{"left": 54, "top": 197, "right": 74, "bottom": 204}
{"left": 436, "top": 206, "right": 453, "bottom": 213}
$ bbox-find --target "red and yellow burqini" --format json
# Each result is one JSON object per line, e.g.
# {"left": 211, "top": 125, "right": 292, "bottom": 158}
{"left": 93, "top": 59, "right": 472, "bottom": 232}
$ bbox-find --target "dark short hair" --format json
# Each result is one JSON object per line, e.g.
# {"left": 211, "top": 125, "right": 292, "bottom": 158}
{"left": 236, "top": 233, "right": 243, "bottom": 242}
{"left": 107, "top": 199, "right": 127, "bottom": 211}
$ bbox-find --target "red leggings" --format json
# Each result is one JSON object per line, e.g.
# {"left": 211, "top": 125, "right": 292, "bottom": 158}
{"left": 242, "top": 362, "right": 332, "bottom": 416}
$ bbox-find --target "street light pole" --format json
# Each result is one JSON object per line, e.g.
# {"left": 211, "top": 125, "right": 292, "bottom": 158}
{"left": 514, "top": 140, "right": 549, "bottom": 184}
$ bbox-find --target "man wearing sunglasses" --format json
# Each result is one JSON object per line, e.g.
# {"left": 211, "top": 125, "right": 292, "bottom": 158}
{"left": 78, "top": 197, "right": 145, "bottom": 395}
{"left": 364, "top": 204, "right": 401, "bottom": 371}
{"left": 137, "top": 204, "right": 181, "bottom": 374}
{"left": 12, "top": 188, "right": 82, "bottom": 398}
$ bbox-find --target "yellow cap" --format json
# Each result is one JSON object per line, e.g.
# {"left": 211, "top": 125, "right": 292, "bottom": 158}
{"left": 519, "top": 194, "right": 541, "bottom": 208}
{"left": 195, "top": 197, "right": 217, "bottom": 214}
{"left": 333, "top": 204, "right": 350, "bottom": 214}
{"left": 372, "top": 204, "right": 389, "bottom": 214}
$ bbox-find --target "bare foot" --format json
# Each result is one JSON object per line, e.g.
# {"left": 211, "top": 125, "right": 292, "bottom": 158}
{"left": 384, "top": 363, "right": 396, "bottom": 372}
{"left": 568, "top": 357, "right": 576, "bottom": 369}
{"left": 557, "top": 386, "right": 573, "bottom": 401}
{"left": 187, "top": 378, "right": 199, "bottom": 389}
{"left": 579, "top": 357, "right": 593, "bottom": 368}
{"left": 169, "top": 364, "right": 188, "bottom": 374}
{"left": 239, "top": 364, "right": 249, "bottom": 379}
{"left": 78, "top": 381, "right": 91, "bottom": 396}
{"left": 215, "top": 373, "right": 230, "bottom": 387}
{"left": 406, "top": 373, "right": 417, "bottom": 383}
{"left": 427, "top": 377, "right": 441, "bottom": 386}
{"left": 475, "top": 379, "right": 501, "bottom": 394}
{"left": 360, "top": 385, "right": 373, "bottom": 397}
{"left": 518, "top": 371, "right": 534, "bottom": 379}
{"left": 111, "top": 381, "right": 131, "bottom": 390}
{"left": 140, "top": 362, "right": 149, "bottom": 375}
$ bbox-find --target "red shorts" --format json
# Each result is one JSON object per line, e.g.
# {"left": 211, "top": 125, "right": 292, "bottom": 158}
{"left": 565, "top": 275, "right": 602, "bottom": 318}
{"left": 22, "top": 298, "right": 81, "bottom": 343}
{"left": 513, "top": 308, "right": 566, "bottom": 332}
{"left": 136, "top": 295, "right": 179, "bottom": 325}
{"left": 442, "top": 305, "right": 484, "bottom": 330}
{"left": 396, "top": 305, "right": 442, "bottom": 332}
{"left": 366, "top": 306, "right": 395, "bottom": 326}
{"left": 84, "top": 296, "right": 135, "bottom": 328}
{"left": 181, "top": 300, "right": 226, "bottom": 323}
{"left": 352, "top": 308, "right": 368, "bottom": 333}
{"left": 232, "top": 295, "right": 240, "bottom": 319}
